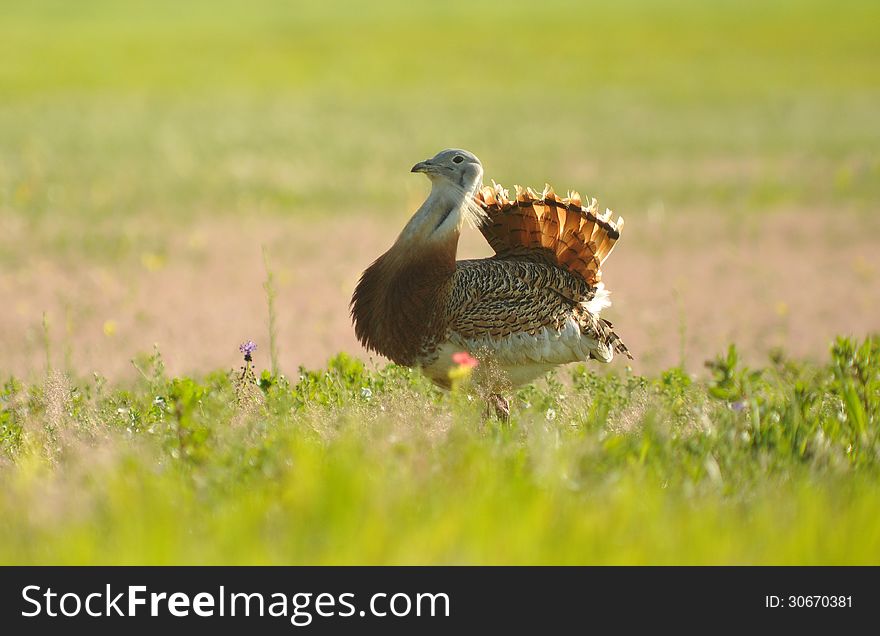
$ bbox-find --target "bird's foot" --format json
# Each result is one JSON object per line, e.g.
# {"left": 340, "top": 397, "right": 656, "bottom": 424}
{"left": 487, "top": 393, "right": 510, "bottom": 423}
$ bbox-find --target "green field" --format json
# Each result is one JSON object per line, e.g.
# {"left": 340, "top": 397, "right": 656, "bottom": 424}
{"left": 1, "top": 1, "right": 879, "bottom": 564}
{"left": 3, "top": 0, "right": 878, "bottom": 257}
{"left": 2, "top": 339, "right": 879, "bottom": 564}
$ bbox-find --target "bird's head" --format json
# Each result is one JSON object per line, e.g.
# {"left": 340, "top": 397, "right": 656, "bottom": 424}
{"left": 411, "top": 148, "right": 483, "bottom": 196}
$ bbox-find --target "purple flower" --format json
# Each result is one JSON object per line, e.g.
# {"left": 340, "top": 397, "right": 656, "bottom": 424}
{"left": 239, "top": 340, "right": 257, "bottom": 361}
{"left": 731, "top": 400, "right": 747, "bottom": 412}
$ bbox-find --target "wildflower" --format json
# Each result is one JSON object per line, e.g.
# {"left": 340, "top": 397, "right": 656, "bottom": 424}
{"left": 448, "top": 351, "right": 479, "bottom": 386}
{"left": 452, "top": 351, "right": 479, "bottom": 369}
{"left": 545, "top": 408, "right": 557, "bottom": 421}
{"left": 360, "top": 387, "right": 373, "bottom": 400}
{"left": 236, "top": 340, "right": 259, "bottom": 393}
{"left": 730, "top": 400, "right": 747, "bottom": 412}
{"left": 239, "top": 340, "right": 257, "bottom": 362}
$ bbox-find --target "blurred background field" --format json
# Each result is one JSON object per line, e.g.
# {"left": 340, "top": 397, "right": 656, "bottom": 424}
{"left": 0, "top": 0, "right": 879, "bottom": 564}
{"left": 1, "top": 0, "right": 878, "bottom": 377}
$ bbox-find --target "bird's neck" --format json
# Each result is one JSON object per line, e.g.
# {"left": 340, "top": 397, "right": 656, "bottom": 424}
{"left": 350, "top": 183, "right": 468, "bottom": 365}
{"left": 398, "top": 178, "right": 474, "bottom": 246}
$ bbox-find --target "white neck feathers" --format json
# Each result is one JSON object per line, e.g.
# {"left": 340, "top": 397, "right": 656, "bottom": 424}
{"left": 399, "top": 178, "right": 486, "bottom": 245}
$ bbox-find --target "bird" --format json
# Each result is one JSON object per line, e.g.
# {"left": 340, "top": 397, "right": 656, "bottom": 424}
{"left": 350, "top": 148, "right": 630, "bottom": 417}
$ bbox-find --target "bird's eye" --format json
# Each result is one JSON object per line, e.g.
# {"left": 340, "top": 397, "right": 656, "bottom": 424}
{"left": 453, "top": 155, "right": 464, "bottom": 164}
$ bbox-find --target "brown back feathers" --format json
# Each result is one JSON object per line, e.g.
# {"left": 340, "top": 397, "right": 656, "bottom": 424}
{"left": 474, "top": 183, "right": 624, "bottom": 286}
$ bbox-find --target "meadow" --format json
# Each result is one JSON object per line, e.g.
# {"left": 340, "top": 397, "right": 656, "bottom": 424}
{"left": 1, "top": 0, "right": 878, "bottom": 563}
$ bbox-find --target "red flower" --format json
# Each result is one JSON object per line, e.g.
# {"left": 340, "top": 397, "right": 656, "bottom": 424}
{"left": 452, "top": 351, "right": 479, "bottom": 369}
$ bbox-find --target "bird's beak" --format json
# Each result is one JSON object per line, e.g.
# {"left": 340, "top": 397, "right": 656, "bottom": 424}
{"left": 411, "top": 160, "right": 433, "bottom": 174}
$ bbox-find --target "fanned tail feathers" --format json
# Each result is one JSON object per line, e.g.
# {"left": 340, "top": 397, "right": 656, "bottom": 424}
{"left": 474, "top": 182, "right": 624, "bottom": 286}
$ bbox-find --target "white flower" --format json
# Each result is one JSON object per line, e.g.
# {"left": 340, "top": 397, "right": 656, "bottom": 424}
{"left": 360, "top": 387, "right": 372, "bottom": 400}
{"left": 545, "top": 408, "right": 557, "bottom": 421}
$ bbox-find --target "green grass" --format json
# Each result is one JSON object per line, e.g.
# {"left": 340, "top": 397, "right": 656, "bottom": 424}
{"left": 1, "top": 336, "right": 878, "bottom": 564}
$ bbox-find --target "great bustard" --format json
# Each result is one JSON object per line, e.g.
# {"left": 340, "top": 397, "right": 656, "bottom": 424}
{"left": 351, "top": 149, "right": 630, "bottom": 415}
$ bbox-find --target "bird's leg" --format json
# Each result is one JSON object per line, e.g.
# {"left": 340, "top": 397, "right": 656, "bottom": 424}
{"left": 487, "top": 393, "right": 510, "bottom": 422}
